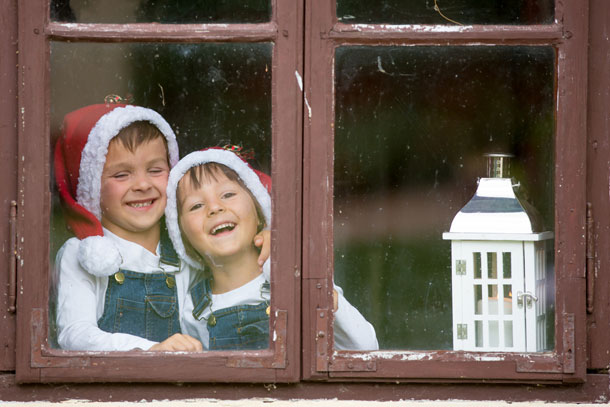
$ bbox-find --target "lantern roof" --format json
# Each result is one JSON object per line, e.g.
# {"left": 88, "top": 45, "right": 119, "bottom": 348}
{"left": 446, "top": 177, "right": 543, "bottom": 236}
{"left": 443, "top": 154, "right": 553, "bottom": 241}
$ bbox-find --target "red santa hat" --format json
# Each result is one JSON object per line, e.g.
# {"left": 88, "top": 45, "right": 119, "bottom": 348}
{"left": 54, "top": 103, "right": 179, "bottom": 276}
{"left": 164, "top": 147, "right": 271, "bottom": 280}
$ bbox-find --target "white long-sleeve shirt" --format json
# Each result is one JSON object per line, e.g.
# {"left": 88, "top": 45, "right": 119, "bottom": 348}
{"left": 54, "top": 229, "right": 189, "bottom": 351}
{"left": 181, "top": 269, "right": 379, "bottom": 350}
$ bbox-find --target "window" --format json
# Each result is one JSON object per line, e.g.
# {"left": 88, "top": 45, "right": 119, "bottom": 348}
{"left": 302, "top": 0, "right": 587, "bottom": 382}
{"left": 9, "top": 0, "right": 601, "bottom": 391}
{"left": 16, "top": 0, "right": 301, "bottom": 382}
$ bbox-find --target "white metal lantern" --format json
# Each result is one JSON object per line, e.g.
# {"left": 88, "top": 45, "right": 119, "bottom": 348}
{"left": 443, "top": 154, "right": 553, "bottom": 352}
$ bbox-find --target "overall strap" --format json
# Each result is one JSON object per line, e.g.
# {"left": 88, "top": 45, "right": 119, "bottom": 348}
{"left": 191, "top": 277, "right": 212, "bottom": 321}
{"left": 159, "top": 221, "right": 180, "bottom": 267}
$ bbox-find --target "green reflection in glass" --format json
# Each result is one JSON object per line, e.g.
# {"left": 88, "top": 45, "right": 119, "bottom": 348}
{"left": 51, "top": 0, "right": 270, "bottom": 23}
{"left": 503, "top": 251, "right": 512, "bottom": 278}
{"left": 337, "top": 0, "right": 553, "bottom": 25}
{"left": 473, "top": 252, "right": 481, "bottom": 279}
{"left": 333, "top": 46, "right": 555, "bottom": 350}
{"left": 487, "top": 252, "right": 497, "bottom": 279}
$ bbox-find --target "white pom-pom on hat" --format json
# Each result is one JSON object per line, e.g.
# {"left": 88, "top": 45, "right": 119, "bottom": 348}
{"left": 77, "top": 236, "right": 122, "bottom": 277}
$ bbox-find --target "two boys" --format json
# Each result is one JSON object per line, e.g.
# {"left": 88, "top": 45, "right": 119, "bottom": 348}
{"left": 54, "top": 102, "right": 376, "bottom": 351}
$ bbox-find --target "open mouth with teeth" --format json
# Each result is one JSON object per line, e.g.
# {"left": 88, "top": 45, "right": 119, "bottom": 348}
{"left": 211, "top": 222, "right": 236, "bottom": 235}
{"left": 127, "top": 199, "right": 155, "bottom": 209}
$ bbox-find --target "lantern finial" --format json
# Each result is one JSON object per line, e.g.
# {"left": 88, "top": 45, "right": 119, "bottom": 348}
{"left": 484, "top": 153, "right": 514, "bottom": 178}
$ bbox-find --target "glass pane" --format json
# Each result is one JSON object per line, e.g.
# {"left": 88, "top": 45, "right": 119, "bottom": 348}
{"left": 49, "top": 42, "right": 272, "bottom": 351}
{"left": 487, "top": 252, "right": 497, "bottom": 279}
{"left": 503, "top": 251, "right": 512, "bottom": 278}
{"left": 504, "top": 321, "right": 513, "bottom": 347}
{"left": 503, "top": 285, "right": 512, "bottom": 315}
{"left": 337, "top": 0, "right": 554, "bottom": 25}
{"left": 487, "top": 285, "right": 498, "bottom": 315}
{"left": 473, "top": 252, "right": 481, "bottom": 279}
{"left": 474, "top": 284, "right": 482, "bottom": 315}
{"left": 51, "top": 0, "right": 271, "bottom": 23}
{"left": 475, "top": 320, "right": 483, "bottom": 347}
{"left": 489, "top": 320, "right": 499, "bottom": 347}
{"left": 334, "top": 46, "right": 555, "bottom": 350}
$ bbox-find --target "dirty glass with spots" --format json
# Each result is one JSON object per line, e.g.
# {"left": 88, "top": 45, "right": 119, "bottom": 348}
{"left": 333, "top": 46, "right": 555, "bottom": 351}
{"left": 336, "top": 0, "right": 554, "bottom": 25}
{"left": 49, "top": 42, "right": 272, "bottom": 350}
{"left": 50, "top": 0, "right": 271, "bottom": 23}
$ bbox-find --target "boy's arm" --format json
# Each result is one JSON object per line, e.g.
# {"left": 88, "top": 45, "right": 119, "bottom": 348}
{"left": 55, "top": 239, "right": 184, "bottom": 351}
{"left": 332, "top": 285, "right": 380, "bottom": 351}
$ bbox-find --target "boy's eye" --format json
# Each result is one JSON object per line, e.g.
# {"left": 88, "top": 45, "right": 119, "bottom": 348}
{"left": 149, "top": 167, "right": 166, "bottom": 175}
{"left": 112, "top": 172, "right": 129, "bottom": 179}
{"left": 222, "top": 192, "right": 236, "bottom": 199}
{"left": 189, "top": 203, "right": 204, "bottom": 211}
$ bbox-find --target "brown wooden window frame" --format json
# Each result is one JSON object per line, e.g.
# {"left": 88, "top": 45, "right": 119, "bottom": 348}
{"left": 14, "top": 0, "right": 595, "bottom": 387}
{"left": 15, "top": 0, "right": 303, "bottom": 383}
{"left": 302, "top": 0, "right": 589, "bottom": 383}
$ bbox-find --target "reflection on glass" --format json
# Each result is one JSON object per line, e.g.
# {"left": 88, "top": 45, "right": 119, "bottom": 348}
{"left": 503, "top": 285, "right": 512, "bottom": 315}
{"left": 49, "top": 41, "right": 272, "bottom": 350}
{"left": 488, "top": 285, "right": 498, "bottom": 315}
{"left": 475, "top": 320, "right": 483, "bottom": 347}
{"left": 489, "top": 320, "right": 499, "bottom": 347}
{"left": 503, "top": 252, "right": 512, "bottom": 278}
{"left": 337, "top": 0, "right": 554, "bottom": 25}
{"left": 334, "top": 46, "right": 555, "bottom": 350}
{"left": 51, "top": 0, "right": 271, "bottom": 23}
{"left": 504, "top": 321, "right": 514, "bottom": 347}
{"left": 474, "top": 285, "right": 482, "bottom": 315}
{"left": 487, "top": 252, "right": 497, "bottom": 279}
{"left": 473, "top": 252, "right": 482, "bottom": 279}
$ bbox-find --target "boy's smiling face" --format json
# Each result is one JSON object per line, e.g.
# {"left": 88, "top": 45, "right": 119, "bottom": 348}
{"left": 178, "top": 168, "right": 260, "bottom": 264}
{"left": 100, "top": 137, "right": 169, "bottom": 248}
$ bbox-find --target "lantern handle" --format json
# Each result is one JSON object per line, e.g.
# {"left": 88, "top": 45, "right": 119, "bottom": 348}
{"left": 516, "top": 291, "right": 538, "bottom": 308}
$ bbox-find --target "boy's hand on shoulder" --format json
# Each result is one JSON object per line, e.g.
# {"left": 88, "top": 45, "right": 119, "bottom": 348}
{"left": 254, "top": 230, "right": 271, "bottom": 270}
{"left": 149, "top": 333, "right": 203, "bottom": 352}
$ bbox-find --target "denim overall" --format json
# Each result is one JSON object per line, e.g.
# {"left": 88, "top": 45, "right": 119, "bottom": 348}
{"left": 97, "top": 230, "right": 181, "bottom": 342}
{"left": 191, "top": 278, "right": 270, "bottom": 350}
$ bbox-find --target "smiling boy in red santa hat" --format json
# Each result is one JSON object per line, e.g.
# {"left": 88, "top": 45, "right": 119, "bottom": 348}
{"left": 53, "top": 101, "right": 205, "bottom": 351}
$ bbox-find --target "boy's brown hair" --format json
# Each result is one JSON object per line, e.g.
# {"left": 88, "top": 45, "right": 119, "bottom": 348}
{"left": 111, "top": 121, "right": 169, "bottom": 163}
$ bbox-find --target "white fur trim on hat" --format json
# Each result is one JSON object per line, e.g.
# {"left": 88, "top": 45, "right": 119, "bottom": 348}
{"left": 77, "top": 236, "right": 122, "bottom": 277}
{"left": 165, "top": 149, "right": 271, "bottom": 270}
{"left": 76, "top": 105, "right": 179, "bottom": 220}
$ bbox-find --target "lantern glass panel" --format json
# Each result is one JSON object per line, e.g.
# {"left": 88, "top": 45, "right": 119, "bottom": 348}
{"left": 334, "top": 45, "right": 555, "bottom": 350}
{"left": 503, "top": 285, "right": 513, "bottom": 315}
{"left": 487, "top": 252, "right": 498, "bottom": 279}
{"left": 504, "top": 321, "right": 514, "bottom": 347}
{"left": 474, "top": 252, "right": 482, "bottom": 279}
{"left": 475, "top": 320, "right": 483, "bottom": 347}
{"left": 503, "top": 252, "right": 512, "bottom": 278}
{"left": 475, "top": 285, "right": 483, "bottom": 315}
{"left": 488, "top": 285, "right": 498, "bottom": 315}
{"left": 489, "top": 320, "right": 499, "bottom": 347}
